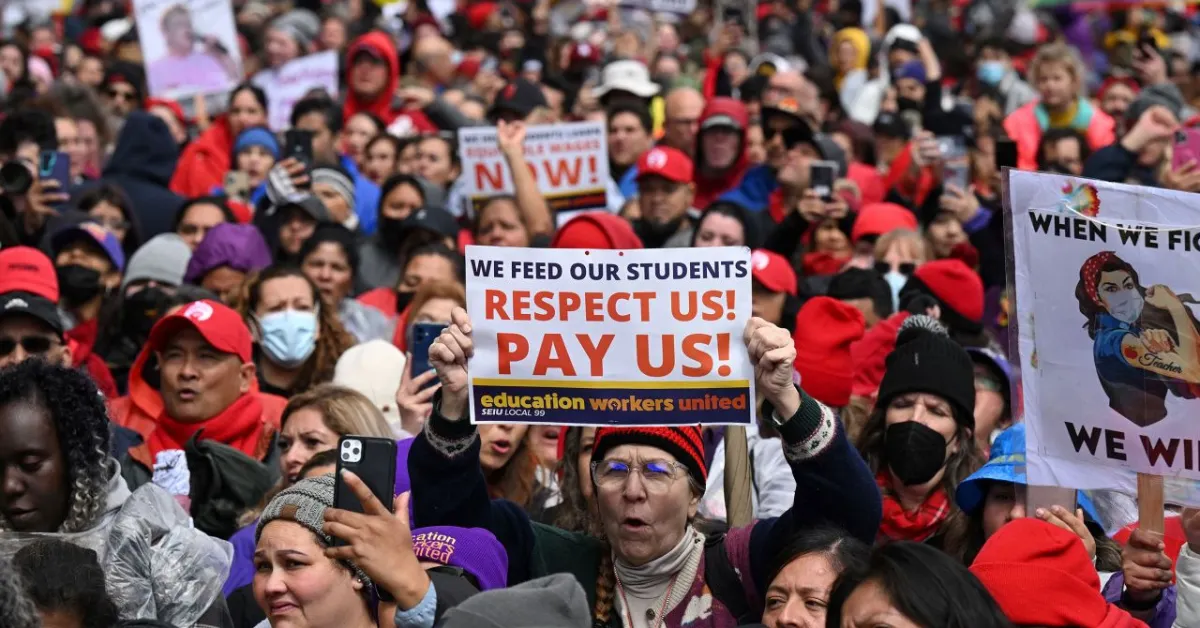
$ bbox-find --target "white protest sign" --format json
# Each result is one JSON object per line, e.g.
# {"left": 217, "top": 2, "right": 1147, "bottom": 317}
{"left": 458, "top": 121, "right": 609, "bottom": 222}
{"left": 620, "top": 0, "right": 696, "bottom": 14}
{"left": 252, "top": 51, "right": 341, "bottom": 131}
{"left": 1009, "top": 169, "right": 1200, "bottom": 498}
{"left": 465, "top": 245, "right": 754, "bottom": 426}
{"left": 135, "top": 0, "right": 241, "bottom": 99}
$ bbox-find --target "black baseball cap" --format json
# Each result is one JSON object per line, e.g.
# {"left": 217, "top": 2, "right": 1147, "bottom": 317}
{"left": 873, "top": 112, "right": 910, "bottom": 139}
{"left": 402, "top": 206, "right": 459, "bottom": 240}
{"left": 489, "top": 78, "right": 548, "bottom": 121}
{"left": 276, "top": 194, "right": 332, "bottom": 223}
{"left": 0, "top": 291, "right": 64, "bottom": 335}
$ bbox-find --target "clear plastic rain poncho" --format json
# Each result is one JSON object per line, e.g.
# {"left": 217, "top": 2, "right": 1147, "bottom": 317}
{"left": 0, "top": 463, "right": 232, "bottom": 627}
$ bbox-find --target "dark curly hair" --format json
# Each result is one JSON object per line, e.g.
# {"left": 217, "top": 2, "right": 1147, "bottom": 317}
{"left": 13, "top": 538, "right": 119, "bottom": 628}
{"left": 0, "top": 361, "right": 111, "bottom": 533}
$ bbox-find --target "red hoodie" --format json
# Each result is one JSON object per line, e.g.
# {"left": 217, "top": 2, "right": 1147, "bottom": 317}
{"left": 170, "top": 116, "right": 235, "bottom": 198}
{"left": 344, "top": 32, "right": 435, "bottom": 132}
{"left": 693, "top": 98, "right": 751, "bottom": 210}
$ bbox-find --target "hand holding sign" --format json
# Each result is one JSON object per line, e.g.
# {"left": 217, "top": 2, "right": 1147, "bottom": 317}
{"left": 1119, "top": 527, "right": 1173, "bottom": 603}
{"left": 429, "top": 307, "right": 473, "bottom": 421}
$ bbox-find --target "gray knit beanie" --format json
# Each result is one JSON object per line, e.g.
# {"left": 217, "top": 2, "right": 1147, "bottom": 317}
{"left": 256, "top": 475, "right": 371, "bottom": 586}
{"left": 121, "top": 233, "right": 192, "bottom": 290}
{"left": 271, "top": 9, "right": 320, "bottom": 51}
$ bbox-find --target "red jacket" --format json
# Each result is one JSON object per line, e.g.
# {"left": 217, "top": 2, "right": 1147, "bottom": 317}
{"left": 1003, "top": 101, "right": 1115, "bottom": 171}
{"left": 343, "top": 32, "right": 434, "bottom": 133}
{"left": 66, "top": 318, "right": 117, "bottom": 398}
{"left": 693, "top": 98, "right": 752, "bottom": 209}
{"left": 108, "top": 344, "right": 286, "bottom": 471}
{"left": 170, "top": 116, "right": 234, "bottom": 198}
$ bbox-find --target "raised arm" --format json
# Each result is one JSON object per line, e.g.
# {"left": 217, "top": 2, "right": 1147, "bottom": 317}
{"left": 409, "top": 307, "right": 537, "bottom": 586}
{"left": 497, "top": 120, "right": 554, "bottom": 238}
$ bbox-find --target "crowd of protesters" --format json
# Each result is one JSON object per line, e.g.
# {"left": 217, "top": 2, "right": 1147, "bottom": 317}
{"left": 3, "top": 0, "right": 1200, "bottom": 626}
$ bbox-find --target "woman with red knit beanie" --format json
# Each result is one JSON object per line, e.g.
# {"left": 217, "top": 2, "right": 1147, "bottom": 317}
{"left": 408, "top": 307, "right": 882, "bottom": 627}
{"left": 972, "top": 518, "right": 1150, "bottom": 628}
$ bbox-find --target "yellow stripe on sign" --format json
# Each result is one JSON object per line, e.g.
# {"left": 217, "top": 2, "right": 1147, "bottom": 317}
{"left": 472, "top": 378, "right": 751, "bottom": 390}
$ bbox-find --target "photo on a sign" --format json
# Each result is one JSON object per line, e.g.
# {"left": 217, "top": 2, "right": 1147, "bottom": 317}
{"left": 134, "top": 0, "right": 241, "bottom": 99}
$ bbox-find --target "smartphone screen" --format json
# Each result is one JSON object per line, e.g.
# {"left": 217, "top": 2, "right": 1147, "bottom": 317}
{"left": 409, "top": 322, "right": 448, "bottom": 389}
{"left": 809, "top": 161, "right": 837, "bottom": 202}
{"left": 996, "top": 139, "right": 1018, "bottom": 171}
{"left": 38, "top": 151, "right": 70, "bottom": 189}
{"left": 1025, "top": 484, "right": 1078, "bottom": 517}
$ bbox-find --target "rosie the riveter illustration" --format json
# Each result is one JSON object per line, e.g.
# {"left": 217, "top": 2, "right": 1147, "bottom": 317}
{"left": 1076, "top": 251, "right": 1200, "bottom": 426}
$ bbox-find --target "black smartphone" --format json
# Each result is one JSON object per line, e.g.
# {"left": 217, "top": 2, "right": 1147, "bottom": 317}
{"left": 333, "top": 436, "right": 397, "bottom": 544}
{"left": 996, "top": 138, "right": 1017, "bottom": 171}
{"left": 409, "top": 322, "right": 447, "bottom": 390}
{"left": 809, "top": 161, "right": 837, "bottom": 202}
{"left": 284, "top": 129, "right": 314, "bottom": 166}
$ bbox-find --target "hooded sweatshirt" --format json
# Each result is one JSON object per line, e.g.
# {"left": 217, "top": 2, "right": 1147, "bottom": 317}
{"left": 100, "top": 112, "right": 185, "bottom": 239}
{"left": 693, "top": 98, "right": 751, "bottom": 210}
{"left": 170, "top": 115, "right": 236, "bottom": 200}
{"left": 343, "top": 33, "right": 435, "bottom": 133}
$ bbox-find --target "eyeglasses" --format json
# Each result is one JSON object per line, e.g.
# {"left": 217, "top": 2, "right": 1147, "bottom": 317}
{"left": 874, "top": 261, "right": 917, "bottom": 276}
{"left": 93, "top": 217, "right": 130, "bottom": 231}
{"left": 0, "top": 336, "right": 59, "bottom": 357}
{"left": 591, "top": 459, "right": 689, "bottom": 493}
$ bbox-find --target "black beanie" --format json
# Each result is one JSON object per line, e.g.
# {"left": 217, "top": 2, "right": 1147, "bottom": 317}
{"left": 876, "top": 315, "right": 976, "bottom": 429}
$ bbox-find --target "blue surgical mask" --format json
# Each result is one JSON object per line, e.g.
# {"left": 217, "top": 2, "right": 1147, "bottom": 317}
{"left": 258, "top": 309, "right": 318, "bottom": 368}
{"left": 1102, "top": 288, "right": 1144, "bottom": 325}
{"left": 977, "top": 61, "right": 1007, "bottom": 86}
{"left": 884, "top": 271, "right": 908, "bottom": 312}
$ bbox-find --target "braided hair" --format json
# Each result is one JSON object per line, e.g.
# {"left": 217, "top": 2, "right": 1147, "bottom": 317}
{"left": 0, "top": 360, "right": 111, "bottom": 533}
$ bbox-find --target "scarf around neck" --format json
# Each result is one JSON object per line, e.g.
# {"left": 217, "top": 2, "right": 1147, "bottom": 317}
{"left": 876, "top": 472, "right": 951, "bottom": 543}
{"left": 613, "top": 526, "right": 705, "bottom": 626}
{"left": 149, "top": 393, "right": 265, "bottom": 462}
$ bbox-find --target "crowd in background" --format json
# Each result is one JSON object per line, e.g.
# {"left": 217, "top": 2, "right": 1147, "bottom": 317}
{"left": 1, "top": 0, "right": 1200, "bottom": 626}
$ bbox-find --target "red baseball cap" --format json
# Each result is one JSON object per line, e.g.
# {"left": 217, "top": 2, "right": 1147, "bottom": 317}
{"left": 637, "top": 147, "right": 693, "bottom": 184}
{"left": 750, "top": 249, "right": 797, "bottom": 297}
{"left": 0, "top": 246, "right": 58, "bottom": 302}
{"left": 147, "top": 300, "right": 253, "bottom": 363}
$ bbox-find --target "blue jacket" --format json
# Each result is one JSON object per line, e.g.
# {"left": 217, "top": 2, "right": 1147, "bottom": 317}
{"left": 341, "top": 155, "right": 380, "bottom": 236}
{"left": 719, "top": 164, "right": 778, "bottom": 212}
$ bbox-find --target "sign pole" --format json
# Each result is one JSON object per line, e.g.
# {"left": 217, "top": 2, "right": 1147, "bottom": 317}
{"left": 1138, "top": 472, "right": 1165, "bottom": 536}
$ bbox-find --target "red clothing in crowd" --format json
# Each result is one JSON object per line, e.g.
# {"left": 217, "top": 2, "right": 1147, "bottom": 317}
{"left": 357, "top": 288, "right": 411, "bottom": 352}
{"left": 1003, "top": 101, "right": 1116, "bottom": 172}
{"left": 65, "top": 318, "right": 117, "bottom": 398}
{"left": 693, "top": 98, "right": 751, "bottom": 210}
{"left": 109, "top": 345, "right": 286, "bottom": 471}
{"left": 343, "top": 32, "right": 436, "bottom": 133}
{"left": 170, "top": 115, "right": 236, "bottom": 198}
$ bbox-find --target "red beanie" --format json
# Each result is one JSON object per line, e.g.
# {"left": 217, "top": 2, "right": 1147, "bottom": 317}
{"left": 971, "top": 519, "right": 1149, "bottom": 628}
{"left": 850, "top": 311, "right": 908, "bottom": 399}
{"left": 851, "top": 202, "right": 918, "bottom": 244}
{"left": 551, "top": 213, "right": 643, "bottom": 250}
{"left": 792, "top": 297, "right": 865, "bottom": 407}
{"left": 146, "top": 97, "right": 186, "bottom": 126}
{"left": 591, "top": 426, "right": 706, "bottom": 486}
{"left": 906, "top": 259, "right": 984, "bottom": 329}
{"left": 466, "top": 2, "right": 497, "bottom": 30}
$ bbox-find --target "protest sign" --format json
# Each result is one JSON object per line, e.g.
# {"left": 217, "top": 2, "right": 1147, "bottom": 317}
{"left": 465, "top": 245, "right": 754, "bottom": 426}
{"left": 620, "top": 0, "right": 696, "bottom": 13}
{"left": 135, "top": 0, "right": 241, "bottom": 99}
{"left": 253, "top": 51, "right": 340, "bottom": 131}
{"left": 457, "top": 121, "right": 609, "bottom": 223}
{"left": 1009, "top": 169, "right": 1200, "bottom": 489}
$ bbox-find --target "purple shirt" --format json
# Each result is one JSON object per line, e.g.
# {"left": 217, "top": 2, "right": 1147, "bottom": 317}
{"left": 1103, "top": 572, "right": 1177, "bottom": 628}
{"left": 148, "top": 52, "right": 232, "bottom": 96}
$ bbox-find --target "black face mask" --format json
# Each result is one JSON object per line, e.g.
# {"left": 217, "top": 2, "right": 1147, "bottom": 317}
{"left": 395, "top": 289, "right": 417, "bottom": 313}
{"left": 884, "top": 421, "right": 949, "bottom": 486}
{"left": 56, "top": 264, "right": 104, "bottom": 308}
{"left": 379, "top": 216, "right": 407, "bottom": 250}
{"left": 123, "top": 287, "right": 170, "bottom": 339}
{"left": 634, "top": 216, "right": 686, "bottom": 248}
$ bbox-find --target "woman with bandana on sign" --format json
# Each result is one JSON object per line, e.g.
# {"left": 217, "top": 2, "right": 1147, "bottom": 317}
{"left": 1075, "top": 251, "right": 1200, "bottom": 427}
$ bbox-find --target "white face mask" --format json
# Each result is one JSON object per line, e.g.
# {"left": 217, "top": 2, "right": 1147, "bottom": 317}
{"left": 884, "top": 271, "right": 908, "bottom": 312}
{"left": 1102, "top": 287, "right": 1144, "bottom": 325}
